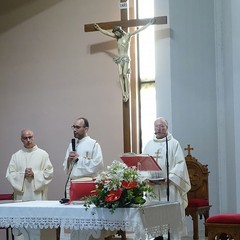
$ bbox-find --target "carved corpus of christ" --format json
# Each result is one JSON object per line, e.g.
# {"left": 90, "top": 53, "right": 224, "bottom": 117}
{"left": 93, "top": 19, "right": 154, "bottom": 102}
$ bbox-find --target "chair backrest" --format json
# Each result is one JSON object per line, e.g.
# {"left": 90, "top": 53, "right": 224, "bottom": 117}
{"left": 185, "top": 153, "right": 210, "bottom": 201}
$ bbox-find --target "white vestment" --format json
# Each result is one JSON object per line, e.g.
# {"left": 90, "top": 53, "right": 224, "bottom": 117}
{"left": 63, "top": 136, "right": 103, "bottom": 198}
{"left": 61, "top": 136, "right": 104, "bottom": 240}
{"left": 6, "top": 145, "right": 53, "bottom": 240}
{"left": 143, "top": 133, "right": 191, "bottom": 238}
{"left": 6, "top": 145, "right": 53, "bottom": 201}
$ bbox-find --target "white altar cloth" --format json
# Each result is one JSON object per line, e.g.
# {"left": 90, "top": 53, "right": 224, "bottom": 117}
{"left": 0, "top": 200, "right": 181, "bottom": 240}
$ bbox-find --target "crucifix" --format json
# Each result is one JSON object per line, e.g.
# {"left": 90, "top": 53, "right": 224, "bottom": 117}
{"left": 185, "top": 144, "right": 194, "bottom": 156}
{"left": 84, "top": 0, "right": 167, "bottom": 153}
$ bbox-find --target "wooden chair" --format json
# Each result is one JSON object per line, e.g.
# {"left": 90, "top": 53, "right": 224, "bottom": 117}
{"left": 205, "top": 214, "right": 240, "bottom": 240}
{"left": 184, "top": 144, "right": 212, "bottom": 240}
{"left": 0, "top": 193, "right": 14, "bottom": 240}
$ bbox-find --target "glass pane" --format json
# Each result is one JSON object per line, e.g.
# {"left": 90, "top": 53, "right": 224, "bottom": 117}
{"left": 138, "top": 0, "right": 155, "bottom": 82}
{"left": 138, "top": 0, "right": 156, "bottom": 151}
{"left": 140, "top": 83, "right": 156, "bottom": 152}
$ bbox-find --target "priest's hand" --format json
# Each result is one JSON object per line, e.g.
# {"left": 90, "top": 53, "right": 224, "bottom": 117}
{"left": 68, "top": 151, "right": 79, "bottom": 162}
{"left": 25, "top": 168, "right": 34, "bottom": 178}
{"left": 94, "top": 23, "right": 100, "bottom": 31}
{"left": 150, "top": 18, "right": 155, "bottom": 24}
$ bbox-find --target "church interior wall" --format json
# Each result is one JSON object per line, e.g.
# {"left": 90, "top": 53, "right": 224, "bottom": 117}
{"left": 155, "top": 0, "right": 218, "bottom": 233}
{"left": 0, "top": 0, "right": 240, "bottom": 238}
{"left": 221, "top": 0, "right": 240, "bottom": 212}
{"left": 169, "top": 0, "right": 219, "bottom": 215}
{"left": 154, "top": 0, "right": 240, "bottom": 231}
{"left": 155, "top": 0, "right": 240, "bottom": 216}
{"left": 0, "top": 0, "right": 124, "bottom": 202}
{"left": 231, "top": 0, "right": 240, "bottom": 212}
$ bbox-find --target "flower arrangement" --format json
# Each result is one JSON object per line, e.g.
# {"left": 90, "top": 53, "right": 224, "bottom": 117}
{"left": 84, "top": 160, "right": 155, "bottom": 213}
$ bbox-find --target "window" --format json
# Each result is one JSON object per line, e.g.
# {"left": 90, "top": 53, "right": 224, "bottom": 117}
{"left": 137, "top": 0, "right": 156, "bottom": 151}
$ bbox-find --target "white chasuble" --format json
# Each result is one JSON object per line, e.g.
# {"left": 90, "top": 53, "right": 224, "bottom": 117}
{"left": 6, "top": 145, "right": 53, "bottom": 201}
{"left": 143, "top": 133, "right": 191, "bottom": 237}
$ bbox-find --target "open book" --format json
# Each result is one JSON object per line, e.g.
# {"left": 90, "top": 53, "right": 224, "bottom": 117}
{"left": 120, "top": 154, "right": 161, "bottom": 171}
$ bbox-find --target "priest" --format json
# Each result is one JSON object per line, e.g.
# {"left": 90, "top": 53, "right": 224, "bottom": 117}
{"left": 143, "top": 117, "right": 191, "bottom": 239}
{"left": 6, "top": 129, "right": 53, "bottom": 240}
{"left": 6, "top": 129, "right": 53, "bottom": 201}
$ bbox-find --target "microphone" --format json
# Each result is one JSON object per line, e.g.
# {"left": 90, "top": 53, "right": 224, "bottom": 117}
{"left": 71, "top": 138, "right": 78, "bottom": 163}
{"left": 71, "top": 138, "right": 76, "bottom": 151}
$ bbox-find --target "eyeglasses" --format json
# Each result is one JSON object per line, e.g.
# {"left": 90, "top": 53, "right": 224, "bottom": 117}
{"left": 71, "top": 125, "right": 85, "bottom": 130}
{"left": 22, "top": 136, "right": 33, "bottom": 140}
{"left": 155, "top": 125, "right": 167, "bottom": 129}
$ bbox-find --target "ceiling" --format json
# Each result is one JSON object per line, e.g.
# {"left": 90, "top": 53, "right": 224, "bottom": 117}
{"left": 0, "top": 0, "right": 33, "bottom": 16}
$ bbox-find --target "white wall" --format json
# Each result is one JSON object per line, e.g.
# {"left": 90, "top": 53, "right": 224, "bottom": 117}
{"left": 0, "top": 0, "right": 124, "bottom": 201}
{"left": 153, "top": 0, "right": 240, "bottom": 234}
{"left": 155, "top": 0, "right": 218, "bottom": 213}
{"left": 231, "top": 0, "right": 240, "bottom": 213}
{"left": 221, "top": 0, "right": 240, "bottom": 212}
{"left": 155, "top": 0, "right": 240, "bottom": 216}
{"left": 154, "top": 0, "right": 217, "bottom": 234}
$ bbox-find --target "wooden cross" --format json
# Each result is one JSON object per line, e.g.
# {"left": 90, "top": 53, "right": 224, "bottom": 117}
{"left": 185, "top": 144, "right": 194, "bottom": 156}
{"left": 84, "top": 16, "right": 167, "bottom": 32}
{"left": 84, "top": 0, "right": 167, "bottom": 153}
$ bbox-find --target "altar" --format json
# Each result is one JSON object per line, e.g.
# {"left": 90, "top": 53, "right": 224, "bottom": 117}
{"left": 0, "top": 200, "right": 181, "bottom": 240}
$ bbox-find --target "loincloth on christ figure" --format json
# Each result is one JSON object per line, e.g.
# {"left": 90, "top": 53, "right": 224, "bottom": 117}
{"left": 113, "top": 55, "right": 130, "bottom": 64}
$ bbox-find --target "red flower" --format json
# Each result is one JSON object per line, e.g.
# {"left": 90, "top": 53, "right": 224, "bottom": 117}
{"left": 105, "top": 188, "right": 122, "bottom": 202}
{"left": 122, "top": 180, "right": 138, "bottom": 189}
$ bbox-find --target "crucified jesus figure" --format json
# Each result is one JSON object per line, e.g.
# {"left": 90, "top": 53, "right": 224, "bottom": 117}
{"left": 94, "top": 19, "right": 155, "bottom": 102}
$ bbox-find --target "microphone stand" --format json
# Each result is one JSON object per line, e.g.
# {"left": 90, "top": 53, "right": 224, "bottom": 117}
{"left": 166, "top": 136, "right": 170, "bottom": 240}
{"left": 64, "top": 170, "right": 71, "bottom": 199}
{"left": 60, "top": 165, "right": 72, "bottom": 204}
{"left": 60, "top": 139, "right": 78, "bottom": 204}
{"left": 60, "top": 159, "right": 78, "bottom": 204}
{"left": 166, "top": 136, "right": 169, "bottom": 201}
